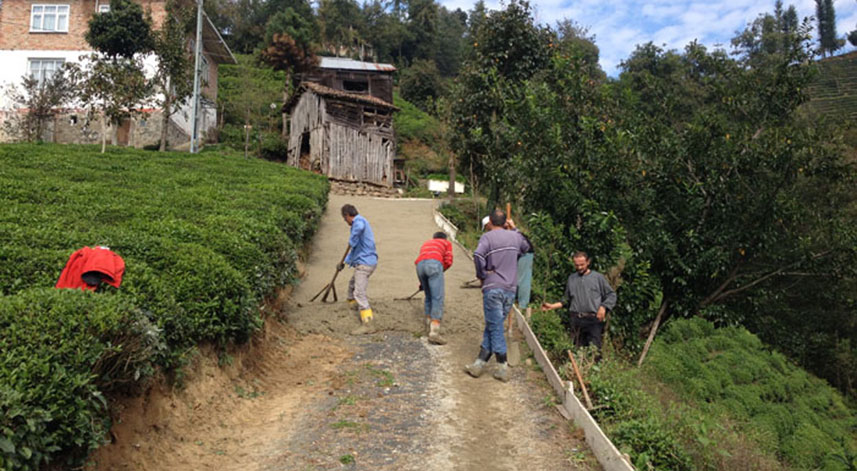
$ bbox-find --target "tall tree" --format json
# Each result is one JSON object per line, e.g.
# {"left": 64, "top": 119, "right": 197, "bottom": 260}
{"left": 816, "top": 0, "right": 843, "bottom": 56}
{"left": 318, "top": 0, "right": 363, "bottom": 56}
{"left": 732, "top": 1, "right": 808, "bottom": 68}
{"left": 82, "top": 0, "right": 154, "bottom": 153}
{"left": 407, "top": 0, "right": 438, "bottom": 61}
{"left": 434, "top": 7, "right": 467, "bottom": 76}
{"left": 152, "top": 0, "right": 194, "bottom": 151}
{"left": 261, "top": 8, "right": 319, "bottom": 137}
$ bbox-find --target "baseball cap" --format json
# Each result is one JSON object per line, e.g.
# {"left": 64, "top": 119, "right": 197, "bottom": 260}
{"left": 481, "top": 215, "right": 490, "bottom": 230}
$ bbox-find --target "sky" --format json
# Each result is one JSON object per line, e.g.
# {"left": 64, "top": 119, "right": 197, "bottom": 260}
{"left": 437, "top": 0, "right": 857, "bottom": 77}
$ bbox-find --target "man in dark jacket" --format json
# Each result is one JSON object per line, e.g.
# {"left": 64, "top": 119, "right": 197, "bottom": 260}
{"left": 541, "top": 251, "right": 617, "bottom": 350}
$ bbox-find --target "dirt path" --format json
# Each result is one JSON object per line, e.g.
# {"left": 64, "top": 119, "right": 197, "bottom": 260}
{"left": 90, "top": 194, "right": 599, "bottom": 471}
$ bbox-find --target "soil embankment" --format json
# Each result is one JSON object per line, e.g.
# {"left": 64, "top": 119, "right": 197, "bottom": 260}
{"left": 90, "top": 194, "right": 598, "bottom": 471}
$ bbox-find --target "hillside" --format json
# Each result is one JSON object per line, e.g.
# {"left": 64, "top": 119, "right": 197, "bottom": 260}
{"left": 806, "top": 51, "right": 857, "bottom": 122}
{"left": 0, "top": 144, "right": 328, "bottom": 470}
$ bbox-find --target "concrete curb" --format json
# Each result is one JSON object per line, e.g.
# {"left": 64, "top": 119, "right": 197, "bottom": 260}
{"left": 433, "top": 209, "right": 472, "bottom": 257}
{"left": 512, "top": 306, "right": 635, "bottom": 471}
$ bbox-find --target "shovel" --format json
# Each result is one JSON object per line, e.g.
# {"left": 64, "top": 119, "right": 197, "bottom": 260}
{"left": 310, "top": 245, "right": 350, "bottom": 303}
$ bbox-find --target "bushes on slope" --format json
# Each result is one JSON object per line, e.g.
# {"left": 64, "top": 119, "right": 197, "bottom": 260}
{"left": 0, "top": 144, "right": 328, "bottom": 469}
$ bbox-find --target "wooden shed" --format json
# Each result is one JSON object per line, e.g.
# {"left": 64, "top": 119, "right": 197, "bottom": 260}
{"left": 285, "top": 58, "right": 398, "bottom": 187}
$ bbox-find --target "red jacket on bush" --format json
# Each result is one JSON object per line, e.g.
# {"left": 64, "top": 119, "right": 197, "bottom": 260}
{"left": 55, "top": 246, "right": 125, "bottom": 291}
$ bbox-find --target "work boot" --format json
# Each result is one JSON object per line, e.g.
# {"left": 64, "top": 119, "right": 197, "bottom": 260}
{"left": 425, "top": 316, "right": 431, "bottom": 335}
{"left": 493, "top": 363, "right": 510, "bottom": 382}
{"left": 464, "top": 348, "right": 492, "bottom": 378}
{"left": 493, "top": 353, "right": 510, "bottom": 382}
{"left": 350, "top": 321, "right": 376, "bottom": 335}
{"left": 428, "top": 321, "right": 447, "bottom": 345}
{"left": 348, "top": 299, "right": 358, "bottom": 310}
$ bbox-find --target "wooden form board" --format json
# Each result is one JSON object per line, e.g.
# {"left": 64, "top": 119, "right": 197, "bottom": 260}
{"left": 433, "top": 210, "right": 460, "bottom": 243}
{"left": 431, "top": 209, "right": 635, "bottom": 471}
{"left": 512, "top": 306, "right": 635, "bottom": 471}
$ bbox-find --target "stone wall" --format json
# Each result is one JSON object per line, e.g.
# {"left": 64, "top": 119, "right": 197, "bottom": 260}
{"left": 1, "top": 108, "right": 190, "bottom": 149}
{"left": 330, "top": 179, "right": 403, "bottom": 198}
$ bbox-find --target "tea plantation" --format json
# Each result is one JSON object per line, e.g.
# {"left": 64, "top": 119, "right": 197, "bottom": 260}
{"left": 0, "top": 144, "right": 328, "bottom": 470}
{"left": 531, "top": 312, "right": 857, "bottom": 471}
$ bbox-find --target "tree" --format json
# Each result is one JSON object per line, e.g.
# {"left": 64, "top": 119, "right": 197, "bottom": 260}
{"left": 85, "top": 0, "right": 153, "bottom": 58}
{"left": 407, "top": 0, "right": 438, "bottom": 61}
{"left": 400, "top": 59, "right": 442, "bottom": 111}
{"left": 434, "top": 7, "right": 467, "bottom": 76}
{"left": 731, "top": 1, "right": 807, "bottom": 68}
{"left": 450, "top": 0, "right": 552, "bottom": 201}
{"left": 152, "top": 0, "right": 194, "bottom": 151}
{"left": 82, "top": 0, "right": 154, "bottom": 152}
{"left": 261, "top": 8, "right": 319, "bottom": 138}
{"left": 360, "top": 0, "right": 411, "bottom": 63}
{"left": 554, "top": 19, "right": 604, "bottom": 80}
{"left": 1, "top": 66, "right": 77, "bottom": 142}
{"left": 206, "top": 0, "right": 267, "bottom": 54}
{"left": 318, "top": 0, "right": 362, "bottom": 56}
{"left": 816, "top": 0, "right": 844, "bottom": 57}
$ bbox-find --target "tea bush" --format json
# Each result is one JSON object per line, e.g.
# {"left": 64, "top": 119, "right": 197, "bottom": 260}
{"left": 0, "top": 288, "right": 161, "bottom": 470}
{"left": 581, "top": 318, "right": 857, "bottom": 470}
{"left": 0, "top": 143, "right": 328, "bottom": 469}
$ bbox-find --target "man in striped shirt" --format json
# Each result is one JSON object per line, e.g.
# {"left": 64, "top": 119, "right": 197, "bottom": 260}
{"left": 465, "top": 209, "right": 531, "bottom": 382}
{"left": 414, "top": 232, "right": 454, "bottom": 345}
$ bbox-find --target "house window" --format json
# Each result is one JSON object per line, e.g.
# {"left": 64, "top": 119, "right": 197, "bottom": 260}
{"left": 343, "top": 80, "right": 369, "bottom": 93}
{"left": 28, "top": 58, "right": 65, "bottom": 84}
{"left": 30, "top": 5, "right": 70, "bottom": 33}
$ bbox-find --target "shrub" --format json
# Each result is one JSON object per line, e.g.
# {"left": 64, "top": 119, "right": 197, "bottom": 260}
{"left": 0, "top": 143, "right": 328, "bottom": 469}
{"left": 0, "top": 288, "right": 160, "bottom": 470}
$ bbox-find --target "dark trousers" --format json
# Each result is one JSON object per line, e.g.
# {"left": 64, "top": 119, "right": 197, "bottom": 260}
{"left": 568, "top": 316, "right": 604, "bottom": 349}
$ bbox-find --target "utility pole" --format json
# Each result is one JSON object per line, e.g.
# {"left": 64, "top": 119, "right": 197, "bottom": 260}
{"left": 189, "top": 0, "right": 203, "bottom": 153}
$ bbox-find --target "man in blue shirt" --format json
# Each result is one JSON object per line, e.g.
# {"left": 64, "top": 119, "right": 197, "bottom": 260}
{"left": 339, "top": 204, "right": 378, "bottom": 331}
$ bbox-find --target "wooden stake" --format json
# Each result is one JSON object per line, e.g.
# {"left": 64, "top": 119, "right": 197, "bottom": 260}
{"left": 638, "top": 299, "right": 668, "bottom": 367}
{"left": 567, "top": 350, "right": 594, "bottom": 410}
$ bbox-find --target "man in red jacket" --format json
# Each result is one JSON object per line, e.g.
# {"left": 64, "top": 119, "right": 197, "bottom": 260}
{"left": 415, "top": 232, "right": 454, "bottom": 345}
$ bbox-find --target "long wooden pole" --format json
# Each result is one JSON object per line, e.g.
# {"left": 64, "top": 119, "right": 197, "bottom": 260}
{"left": 568, "top": 350, "right": 594, "bottom": 409}
{"left": 638, "top": 299, "right": 668, "bottom": 367}
{"left": 506, "top": 202, "right": 514, "bottom": 336}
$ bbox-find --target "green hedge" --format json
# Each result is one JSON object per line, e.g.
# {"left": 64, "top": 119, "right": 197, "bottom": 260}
{"left": 0, "top": 143, "right": 328, "bottom": 470}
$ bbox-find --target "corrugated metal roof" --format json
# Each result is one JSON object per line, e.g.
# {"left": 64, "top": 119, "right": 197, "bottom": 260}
{"left": 319, "top": 57, "right": 396, "bottom": 72}
{"left": 283, "top": 82, "right": 399, "bottom": 113}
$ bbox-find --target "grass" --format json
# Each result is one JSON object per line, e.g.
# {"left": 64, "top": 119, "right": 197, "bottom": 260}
{"left": 366, "top": 365, "right": 395, "bottom": 387}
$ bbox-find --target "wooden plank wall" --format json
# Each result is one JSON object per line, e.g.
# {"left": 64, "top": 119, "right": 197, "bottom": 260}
{"left": 288, "top": 90, "right": 395, "bottom": 186}
{"left": 326, "top": 121, "right": 393, "bottom": 186}
{"left": 287, "top": 92, "right": 324, "bottom": 168}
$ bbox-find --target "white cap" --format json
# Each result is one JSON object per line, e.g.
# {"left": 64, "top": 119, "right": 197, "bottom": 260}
{"left": 481, "top": 216, "right": 490, "bottom": 230}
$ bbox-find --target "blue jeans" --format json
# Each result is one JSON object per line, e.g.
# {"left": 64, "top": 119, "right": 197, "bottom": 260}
{"left": 481, "top": 289, "right": 515, "bottom": 354}
{"left": 517, "top": 253, "right": 534, "bottom": 309}
{"left": 416, "top": 259, "right": 444, "bottom": 320}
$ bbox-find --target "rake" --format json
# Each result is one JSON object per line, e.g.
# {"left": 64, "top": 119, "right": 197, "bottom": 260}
{"left": 310, "top": 245, "right": 351, "bottom": 303}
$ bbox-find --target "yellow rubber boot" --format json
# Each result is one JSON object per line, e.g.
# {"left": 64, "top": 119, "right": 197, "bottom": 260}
{"left": 359, "top": 308, "right": 374, "bottom": 323}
